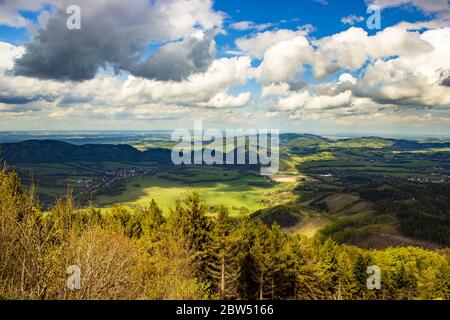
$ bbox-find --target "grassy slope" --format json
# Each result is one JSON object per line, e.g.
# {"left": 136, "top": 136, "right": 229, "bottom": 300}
{"left": 95, "top": 168, "right": 288, "bottom": 216}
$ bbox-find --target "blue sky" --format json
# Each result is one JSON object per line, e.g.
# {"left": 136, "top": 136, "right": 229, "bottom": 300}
{"left": 0, "top": 0, "right": 449, "bottom": 135}
{"left": 214, "top": 0, "right": 428, "bottom": 37}
{"left": 0, "top": 1, "right": 429, "bottom": 53}
{"left": 0, "top": 1, "right": 431, "bottom": 46}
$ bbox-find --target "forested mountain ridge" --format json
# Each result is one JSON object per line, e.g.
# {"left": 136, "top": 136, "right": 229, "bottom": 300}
{"left": 0, "top": 140, "right": 172, "bottom": 164}
{"left": 2, "top": 135, "right": 450, "bottom": 165}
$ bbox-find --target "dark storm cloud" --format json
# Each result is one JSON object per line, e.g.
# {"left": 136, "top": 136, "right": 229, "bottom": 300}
{"left": 0, "top": 96, "right": 38, "bottom": 105}
{"left": 441, "top": 76, "right": 450, "bottom": 87}
{"left": 131, "top": 35, "right": 216, "bottom": 81}
{"left": 0, "top": 94, "right": 55, "bottom": 105}
{"left": 287, "top": 79, "right": 307, "bottom": 91}
{"left": 12, "top": 0, "right": 219, "bottom": 82}
{"left": 13, "top": 2, "right": 148, "bottom": 81}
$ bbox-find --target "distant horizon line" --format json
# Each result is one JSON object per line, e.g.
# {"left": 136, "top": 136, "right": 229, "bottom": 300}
{"left": 1, "top": 130, "right": 450, "bottom": 140}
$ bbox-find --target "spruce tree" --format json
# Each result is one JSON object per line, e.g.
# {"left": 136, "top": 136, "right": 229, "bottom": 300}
{"left": 206, "top": 206, "right": 240, "bottom": 299}
{"left": 319, "top": 238, "right": 339, "bottom": 299}
{"left": 167, "top": 192, "right": 212, "bottom": 278}
{"left": 241, "top": 221, "right": 285, "bottom": 300}
{"left": 142, "top": 199, "right": 165, "bottom": 238}
{"left": 353, "top": 253, "right": 369, "bottom": 299}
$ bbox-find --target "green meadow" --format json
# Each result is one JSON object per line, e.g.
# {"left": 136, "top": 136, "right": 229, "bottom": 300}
{"left": 95, "top": 167, "right": 289, "bottom": 216}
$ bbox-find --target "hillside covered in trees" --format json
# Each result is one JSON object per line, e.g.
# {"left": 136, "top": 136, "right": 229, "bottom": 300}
{"left": 0, "top": 140, "right": 172, "bottom": 164}
{"left": 1, "top": 166, "right": 448, "bottom": 300}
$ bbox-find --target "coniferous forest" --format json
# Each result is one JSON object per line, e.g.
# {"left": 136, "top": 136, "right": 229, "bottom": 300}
{"left": 1, "top": 165, "right": 448, "bottom": 300}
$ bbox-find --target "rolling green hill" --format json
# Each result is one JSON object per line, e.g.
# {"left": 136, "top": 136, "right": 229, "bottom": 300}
{"left": 0, "top": 140, "right": 172, "bottom": 164}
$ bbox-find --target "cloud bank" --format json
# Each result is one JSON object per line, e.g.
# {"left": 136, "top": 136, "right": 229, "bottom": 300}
{"left": 0, "top": 0, "right": 449, "bottom": 132}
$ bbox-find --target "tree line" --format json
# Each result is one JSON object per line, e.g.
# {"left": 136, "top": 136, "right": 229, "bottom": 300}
{"left": 0, "top": 165, "right": 448, "bottom": 300}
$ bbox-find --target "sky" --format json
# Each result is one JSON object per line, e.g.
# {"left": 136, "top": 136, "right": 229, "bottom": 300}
{"left": 0, "top": 0, "right": 449, "bottom": 136}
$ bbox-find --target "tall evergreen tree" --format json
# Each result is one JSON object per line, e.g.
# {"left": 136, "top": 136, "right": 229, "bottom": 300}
{"left": 239, "top": 221, "right": 285, "bottom": 300}
{"left": 206, "top": 206, "right": 240, "bottom": 299}
{"left": 319, "top": 238, "right": 340, "bottom": 299}
{"left": 167, "top": 192, "right": 212, "bottom": 279}
{"left": 142, "top": 199, "right": 165, "bottom": 238}
{"left": 353, "top": 253, "right": 370, "bottom": 299}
